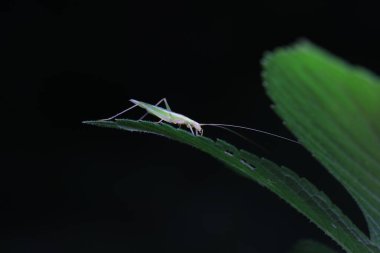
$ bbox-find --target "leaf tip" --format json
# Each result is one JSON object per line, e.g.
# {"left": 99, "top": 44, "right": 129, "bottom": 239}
{"left": 82, "top": 120, "right": 94, "bottom": 125}
{"left": 82, "top": 120, "right": 103, "bottom": 125}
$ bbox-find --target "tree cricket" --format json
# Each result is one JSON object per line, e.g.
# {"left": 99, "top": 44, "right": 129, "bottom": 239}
{"left": 101, "top": 98, "right": 299, "bottom": 144}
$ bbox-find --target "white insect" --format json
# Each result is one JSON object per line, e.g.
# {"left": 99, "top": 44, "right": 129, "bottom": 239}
{"left": 101, "top": 98, "right": 298, "bottom": 144}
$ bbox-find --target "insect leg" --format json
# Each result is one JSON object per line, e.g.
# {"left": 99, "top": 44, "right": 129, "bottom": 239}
{"left": 188, "top": 125, "right": 194, "bottom": 135}
{"left": 138, "top": 112, "right": 149, "bottom": 121}
{"left": 162, "top": 98, "right": 172, "bottom": 111}
{"left": 101, "top": 104, "right": 139, "bottom": 121}
{"left": 139, "top": 98, "right": 172, "bottom": 120}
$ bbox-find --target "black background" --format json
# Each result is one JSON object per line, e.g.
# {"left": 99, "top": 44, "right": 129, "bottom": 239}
{"left": 1, "top": 1, "right": 379, "bottom": 252}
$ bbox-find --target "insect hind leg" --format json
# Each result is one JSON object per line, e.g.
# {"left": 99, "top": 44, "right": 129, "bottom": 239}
{"left": 101, "top": 103, "right": 139, "bottom": 121}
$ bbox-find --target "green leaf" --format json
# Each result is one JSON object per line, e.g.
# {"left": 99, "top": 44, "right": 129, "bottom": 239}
{"left": 289, "top": 239, "right": 339, "bottom": 253}
{"left": 83, "top": 119, "right": 379, "bottom": 253}
{"left": 263, "top": 41, "right": 380, "bottom": 247}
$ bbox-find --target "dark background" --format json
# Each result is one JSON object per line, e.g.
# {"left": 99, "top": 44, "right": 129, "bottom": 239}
{"left": 1, "top": 1, "right": 379, "bottom": 252}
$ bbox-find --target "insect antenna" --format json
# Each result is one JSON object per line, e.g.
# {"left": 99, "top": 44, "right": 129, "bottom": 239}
{"left": 203, "top": 124, "right": 269, "bottom": 152}
{"left": 201, "top": 123, "right": 299, "bottom": 144}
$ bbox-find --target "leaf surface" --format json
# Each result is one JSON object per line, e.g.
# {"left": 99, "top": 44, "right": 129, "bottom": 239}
{"left": 84, "top": 119, "right": 378, "bottom": 253}
{"left": 263, "top": 41, "right": 380, "bottom": 246}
